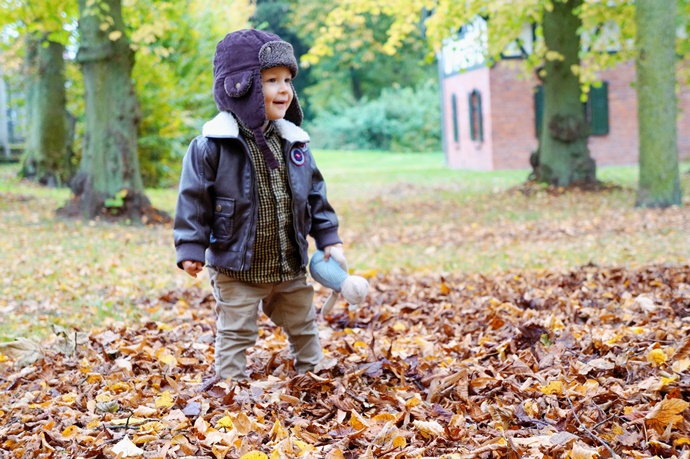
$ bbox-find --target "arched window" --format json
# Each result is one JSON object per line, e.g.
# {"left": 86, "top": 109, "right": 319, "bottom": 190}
{"left": 469, "top": 89, "right": 483, "bottom": 141}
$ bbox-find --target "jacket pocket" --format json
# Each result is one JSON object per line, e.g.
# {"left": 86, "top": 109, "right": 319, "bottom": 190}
{"left": 210, "top": 197, "right": 235, "bottom": 245}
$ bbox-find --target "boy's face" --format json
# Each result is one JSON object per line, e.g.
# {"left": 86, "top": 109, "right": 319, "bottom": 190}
{"left": 261, "top": 66, "right": 294, "bottom": 121}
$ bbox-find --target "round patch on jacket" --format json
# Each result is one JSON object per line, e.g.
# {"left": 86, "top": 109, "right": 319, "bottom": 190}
{"left": 290, "top": 147, "right": 306, "bottom": 166}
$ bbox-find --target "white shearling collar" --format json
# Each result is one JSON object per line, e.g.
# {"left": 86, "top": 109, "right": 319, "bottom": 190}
{"left": 202, "top": 112, "right": 310, "bottom": 143}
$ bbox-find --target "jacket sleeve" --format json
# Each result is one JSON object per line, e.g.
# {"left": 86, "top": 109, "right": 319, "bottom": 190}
{"left": 308, "top": 154, "right": 342, "bottom": 250}
{"left": 173, "top": 136, "right": 218, "bottom": 269}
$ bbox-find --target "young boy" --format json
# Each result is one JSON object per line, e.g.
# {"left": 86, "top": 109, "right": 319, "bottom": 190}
{"left": 173, "top": 29, "right": 343, "bottom": 381}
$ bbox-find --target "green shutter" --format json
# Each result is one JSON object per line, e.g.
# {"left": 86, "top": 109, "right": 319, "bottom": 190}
{"left": 468, "top": 92, "right": 476, "bottom": 140}
{"left": 451, "top": 93, "right": 459, "bottom": 143}
{"left": 589, "top": 82, "right": 609, "bottom": 136}
{"left": 534, "top": 84, "right": 544, "bottom": 138}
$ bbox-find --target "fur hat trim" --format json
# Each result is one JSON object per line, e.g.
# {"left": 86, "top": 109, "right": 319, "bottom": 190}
{"left": 202, "top": 112, "right": 310, "bottom": 144}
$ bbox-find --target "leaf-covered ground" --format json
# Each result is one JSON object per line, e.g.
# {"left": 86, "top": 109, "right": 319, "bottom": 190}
{"left": 2, "top": 263, "right": 690, "bottom": 458}
{"left": 2, "top": 162, "right": 690, "bottom": 457}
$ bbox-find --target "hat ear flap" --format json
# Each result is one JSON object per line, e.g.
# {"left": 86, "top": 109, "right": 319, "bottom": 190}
{"left": 284, "top": 82, "right": 304, "bottom": 126}
{"left": 223, "top": 71, "right": 254, "bottom": 98}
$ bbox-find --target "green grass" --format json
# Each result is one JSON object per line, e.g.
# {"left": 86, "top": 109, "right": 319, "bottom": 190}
{"left": 1, "top": 157, "right": 689, "bottom": 341}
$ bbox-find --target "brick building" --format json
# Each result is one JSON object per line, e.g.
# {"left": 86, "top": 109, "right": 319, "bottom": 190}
{"left": 440, "top": 18, "right": 690, "bottom": 170}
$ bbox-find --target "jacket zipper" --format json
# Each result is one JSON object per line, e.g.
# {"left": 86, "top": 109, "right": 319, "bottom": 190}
{"left": 237, "top": 136, "right": 256, "bottom": 272}
{"left": 283, "top": 140, "right": 307, "bottom": 267}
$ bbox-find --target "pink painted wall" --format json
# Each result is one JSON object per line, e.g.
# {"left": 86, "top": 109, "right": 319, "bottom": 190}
{"left": 443, "top": 66, "right": 494, "bottom": 170}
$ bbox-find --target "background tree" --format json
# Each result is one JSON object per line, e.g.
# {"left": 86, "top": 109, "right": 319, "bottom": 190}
{"left": 635, "top": 0, "right": 681, "bottom": 207}
{"left": 62, "top": 0, "right": 158, "bottom": 221}
{"left": 0, "top": 0, "right": 76, "bottom": 185}
{"left": 533, "top": 0, "right": 595, "bottom": 186}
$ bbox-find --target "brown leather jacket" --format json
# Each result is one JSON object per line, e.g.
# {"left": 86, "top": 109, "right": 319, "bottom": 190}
{"left": 174, "top": 113, "right": 341, "bottom": 272}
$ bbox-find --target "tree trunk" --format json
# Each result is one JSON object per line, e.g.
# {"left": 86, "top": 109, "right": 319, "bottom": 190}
{"left": 533, "top": 0, "right": 596, "bottom": 186}
{"left": 63, "top": 0, "right": 168, "bottom": 223}
{"left": 0, "top": 68, "right": 10, "bottom": 161}
{"left": 20, "top": 36, "right": 69, "bottom": 186}
{"left": 635, "top": 0, "right": 681, "bottom": 208}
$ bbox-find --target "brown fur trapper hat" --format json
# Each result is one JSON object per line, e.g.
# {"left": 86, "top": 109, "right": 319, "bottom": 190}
{"left": 213, "top": 29, "right": 303, "bottom": 169}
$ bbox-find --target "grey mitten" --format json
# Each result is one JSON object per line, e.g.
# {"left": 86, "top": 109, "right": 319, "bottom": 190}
{"left": 309, "top": 248, "right": 369, "bottom": 316}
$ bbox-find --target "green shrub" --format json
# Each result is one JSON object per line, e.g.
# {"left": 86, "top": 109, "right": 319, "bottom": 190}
{"left": 306, "top": 80, "right": 441, "bottom": 152}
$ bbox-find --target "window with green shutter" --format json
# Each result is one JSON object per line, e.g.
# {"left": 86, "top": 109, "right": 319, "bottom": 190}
{"left": 533, "top": 82, "right": 609, "bottom": 138}
{"left": 451, "top": 93, "right": 459, "bottom": 143}
{"left": 534, "top": 84, "right": 544, "bottom": 138}
{"left": 587, "top": 82, "right": 609, "bottom": 136}
{"left": 469, "top": 89, "right": 483, "bottom": 141}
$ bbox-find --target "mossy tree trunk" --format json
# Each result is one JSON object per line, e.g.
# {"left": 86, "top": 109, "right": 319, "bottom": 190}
{"left": 20, "top": 36, "right": 69, "bottom": 186}
{"left": 635, "top": 0, "right": 681, "bottom": 208}
{"left": 0, "top": 68, "right": 10, "bottom": 161}
{"left": 533, "top": 0, "right": 596, "bottom": 187}
{"left": 63, "top": 0, "right": 166, "bottom": 222}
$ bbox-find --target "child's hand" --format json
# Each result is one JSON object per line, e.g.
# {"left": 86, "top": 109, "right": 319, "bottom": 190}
{"left": 323, "top": 244, "right": 346, "bottom": 271}
{"left": 182, "top": 260, "right": 203, "bottom": 278}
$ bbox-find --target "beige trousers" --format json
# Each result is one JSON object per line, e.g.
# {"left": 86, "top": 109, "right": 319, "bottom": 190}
{"left": 208, "top": 268, "right": 323, "bottom": 380}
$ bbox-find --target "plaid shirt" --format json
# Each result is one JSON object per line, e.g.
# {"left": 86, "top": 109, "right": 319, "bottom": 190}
{"left": 213, "top": 122, "right": 303, "bottom": 283}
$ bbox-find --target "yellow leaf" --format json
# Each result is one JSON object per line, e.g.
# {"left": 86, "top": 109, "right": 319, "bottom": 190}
{"left": 392, "top": 321, "right": 407, "bottom": 332}
{"left": 216, "top": 415, "right": 233, "bottom": 430}
{"left": 350, "top": 410, "right": 369, "bottom": 430}
{"left": 240, "top": 452, "right": 268, "bottom": 459}
{"left": 647, "top": 349, "right": 668, "bottom": 366}
{"left": 540, "top": 380, "right": 564, "bottom": 395}
{"left": 87, "top": 419, "right": 100, "bottom": 429}
{"left": 646, "top": 398, "right": 689, "bottom": 433}
{"left": 674, "top": 437, "right": 690, "bottom": 446}
{"left": 294, "top": 439, "right": 315, "bottom": 455}
{"left": 393, "top": 435, "right": 407, "bottom": 448}
{"left": 440, "top": 281, "right": 451, "bottom": 295}
{"left": 110, "top": 417, "right": 147, "bottom": 426}
{"left": 99, "top": 22, "right": 109, "bottom": 32}
{"left": 405, "top": 395, "right": 421, "bottom": 408}
{"left": 372, "top": 413, "right": 397, "bottom": 423}
{"left": 158, "top": 353, "right": 177, "bottom": 367}
{"left": 108, "top": 30, "right": 122, "bottom": 41}
{"left": 545, "top": 50, "right": 564, "bottom": 61}
{"left": 155, "top": 390, "right": 175, "bottom": 409}
{"left": 111, "top": 382, "right": 131, "bottom": 393}
{"left": 61, "top": 425, "right": 80, "bottom": 438}
{"left": 270, "top": 419, "right": 288, "bottom": 440}
{"left": 61, "top": 393, "right": 78, "bottom": 404}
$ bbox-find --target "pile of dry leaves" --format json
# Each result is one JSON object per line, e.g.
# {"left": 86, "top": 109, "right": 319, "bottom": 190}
{"left": 1, "top": 263, "right": 690, "bottom": 458}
